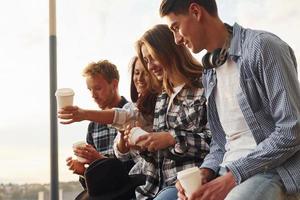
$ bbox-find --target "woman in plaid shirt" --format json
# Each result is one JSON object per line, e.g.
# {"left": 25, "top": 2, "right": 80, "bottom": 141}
{"left": 117, "top": 24, "right": 211, "bottom": 200}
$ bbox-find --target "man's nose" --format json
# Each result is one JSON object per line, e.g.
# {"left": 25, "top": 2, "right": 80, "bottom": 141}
{"left": 174, "top": 33, "right": 183, "bottom": 45}
{"left": 91, "top": 90, "right": 97, "bottom": 98}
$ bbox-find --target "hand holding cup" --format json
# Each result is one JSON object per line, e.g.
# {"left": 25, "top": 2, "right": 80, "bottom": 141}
{"left": 129, "top": 127, "right": 150, "bottom": 147}
{"left": 58, "top": 106, "right": 86, "bottom": 124}
{"left": 177, "top": 167, "right": 203, "bottom": 198}
{"left": 72, "top": 141, "right": 89, "bottom": 163}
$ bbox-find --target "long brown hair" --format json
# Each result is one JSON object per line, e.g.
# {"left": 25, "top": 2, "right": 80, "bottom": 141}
{"left": 136, "top": 24, "right": 203, "bottom": 94}
{"left": 129, "top": 56, "right": 160, "bottom": 116}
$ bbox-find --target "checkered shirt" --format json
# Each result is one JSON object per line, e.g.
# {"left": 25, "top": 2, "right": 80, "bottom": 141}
{"left": 86, "top": 96, "right": 128, "bottom": 157}
{"left": 132, "top": 86, "right": 211, "bottom": 199}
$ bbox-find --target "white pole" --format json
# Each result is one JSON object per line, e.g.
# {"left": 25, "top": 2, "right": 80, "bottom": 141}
{"left": 49, "top": 0, "right": 59, "bottom": 199}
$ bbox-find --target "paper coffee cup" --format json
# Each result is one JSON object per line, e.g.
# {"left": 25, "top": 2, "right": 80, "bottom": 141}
{"left": 55, "top": 88, "right": 75, "bottom": 109}
{"left": 129, "top": 127, "right": 149, "bottom": 146}
{"left": 177, "top": 167, "right": 202, "bottom": 198}
{"left": 72, "top": 141, "right": 88, "bottom": 163}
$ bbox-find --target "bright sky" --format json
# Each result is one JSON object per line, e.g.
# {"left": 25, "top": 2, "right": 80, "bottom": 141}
{"left": 0, "top": 0, "right": 299, "bottom": 184}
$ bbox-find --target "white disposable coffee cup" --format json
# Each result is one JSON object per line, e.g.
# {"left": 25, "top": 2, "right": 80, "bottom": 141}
{"left": 177, "top": 167, "right": 202, "bottom": 198}
{"left": 129, "top": 127, "right": 149, "bottom": 146}
{"left": 55, "top": 88, "right": 75, "bottom": 109}
{"left": 72, "top": 141, "right": 88, "bottom": 163}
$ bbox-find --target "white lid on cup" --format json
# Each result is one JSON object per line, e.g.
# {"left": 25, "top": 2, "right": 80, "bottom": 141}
{"left": 72, "top": 141, "right": 86, "bottom": 147}
{"left": 177, "top": 167, "right": 200, "bottom": 179}
{"left": 55, "top": 88, "right": 74, "bottom": 97}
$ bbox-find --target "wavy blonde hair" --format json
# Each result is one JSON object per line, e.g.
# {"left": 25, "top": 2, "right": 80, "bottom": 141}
{"left": 136, "top": 24, "right": 203, "bottom": 94}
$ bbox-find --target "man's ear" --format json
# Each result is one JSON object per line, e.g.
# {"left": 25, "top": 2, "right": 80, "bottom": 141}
{"left": 112, "top": 79, "right": 119, "bottom": 90}
{"left": 189, "top": 3, "right": 202, "bottom": 21}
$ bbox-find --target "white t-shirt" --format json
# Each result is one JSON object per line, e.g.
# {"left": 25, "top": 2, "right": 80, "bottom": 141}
{"left": 215, "top": 58, "right": 257, "bottom": 167}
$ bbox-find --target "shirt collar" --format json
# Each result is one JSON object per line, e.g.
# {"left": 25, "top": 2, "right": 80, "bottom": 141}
{"left": 228, "top": 23, "right": 243, "bottom": 59}
{"left": 116, "top": 96, "right": 128, "bottom": 108}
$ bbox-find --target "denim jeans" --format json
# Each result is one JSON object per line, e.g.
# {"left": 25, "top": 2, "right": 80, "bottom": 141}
{"left": 153, "top": 186, "right": 178, "bottom": 200}
{"left": 225, "top": 171, "right": 300, "bottom": 200}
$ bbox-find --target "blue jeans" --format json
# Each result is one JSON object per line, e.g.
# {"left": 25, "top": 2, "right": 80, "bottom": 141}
{"left": 152, "top": 172, "right": 300, "bottom": 200}
{"left": 225, "top": 171, "right": 300, "bottom": 200}
{"left": 153, "top": 186, "right": 178, "bottom": 200}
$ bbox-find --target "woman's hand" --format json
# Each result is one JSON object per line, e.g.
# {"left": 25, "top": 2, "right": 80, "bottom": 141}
{"left": 123, "top": 123, "right": 144, "bottom": 151}
{"left": 57, "top": 106, "right": 86, "bottom": 124}
{"left": 117, "top": 131, "right": 130, "bottom": 153}
{"left": 136, "top": 132, "right": 176, "bottom": 152}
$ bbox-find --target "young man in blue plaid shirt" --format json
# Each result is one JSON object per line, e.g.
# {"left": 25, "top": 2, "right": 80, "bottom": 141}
{"left": 159, "top": 0, "right": 300, "bottom": 200}
{"left": 62, "top": 60, "right": 132, "bottom": 187}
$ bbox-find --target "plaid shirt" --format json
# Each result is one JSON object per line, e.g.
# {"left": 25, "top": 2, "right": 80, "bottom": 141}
{"left": 86, "top": 96, "right": 128, "bottom": 157}
{"left": 201, "top": 23, "right": 300, "bottom": 194}
{"left": 133, "top": 86, "right": 211, "bottom": 200}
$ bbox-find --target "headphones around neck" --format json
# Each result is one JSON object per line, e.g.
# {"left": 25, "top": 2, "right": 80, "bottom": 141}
{"left": 202, "top": 23, "right": 233, "bottom": 70}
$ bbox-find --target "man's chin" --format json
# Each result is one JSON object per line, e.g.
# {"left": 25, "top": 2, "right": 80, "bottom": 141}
{"left": 95, "top": 102, "right": 104, "bottom": 109}
{"left": 191, "top": 47, "right": 201, "bottom": 54}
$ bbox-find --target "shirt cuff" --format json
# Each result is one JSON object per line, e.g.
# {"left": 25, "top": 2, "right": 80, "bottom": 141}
{"left": 112, "top": 108, "right": 127, "bottom": 127}
{"left": 226, "top": 161, "right": 246, "bottom": 185}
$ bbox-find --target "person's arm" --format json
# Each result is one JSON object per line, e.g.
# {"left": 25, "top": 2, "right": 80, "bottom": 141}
{"left": 113, "top": 131, "right": 143, "bottom": 164}
{"left": 200, "top": 136, "right": 225, "bottom": 173}
{"left": 58, "top": 106, "right": 114, "bottom": 124}
{"left": 113, "top": 132, "right": 131, "bottom": 160}
{"left": 111, "top": 102, "right": 140, "bottom": 130}
{"left": 227, "top": 33, "right": 300, "bottom": 184}
{"left": 116, "top": 131, "right": 130, "bottom": 154}
{"left": 135, "top": 131, "right": 176, "bottom": 152}
{"left": 66, "top": 157, "right": 87, "bottom": 189}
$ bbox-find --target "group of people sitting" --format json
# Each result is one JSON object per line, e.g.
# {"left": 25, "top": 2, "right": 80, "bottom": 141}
{"left": 57, "top": 0, "right": 300, "bottom": 200}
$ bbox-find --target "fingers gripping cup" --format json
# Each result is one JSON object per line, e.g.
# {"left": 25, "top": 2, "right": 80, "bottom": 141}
{"left": 55, "top": 88, "right": 75, "bottom": 109}
{"left": 177, "top": 167, "right": 202, "bottom": 198}
{"left": 129, "top": 127, "right": 149, "bottom": 146}
{"left": 72, "top": 141, "right": 88, "bottom": 163}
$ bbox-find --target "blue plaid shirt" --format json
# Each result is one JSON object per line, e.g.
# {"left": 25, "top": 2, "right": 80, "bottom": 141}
{"left": 201, "top": 23, "right": 300, "bottom": 193}
{"left": 86, "top": 96, "right": 128, "bottom": 157}
{"left": 79, "top": 97, "right": 133, "bottom": 190}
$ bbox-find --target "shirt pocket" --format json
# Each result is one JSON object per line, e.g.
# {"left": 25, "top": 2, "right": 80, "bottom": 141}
{"left": 174, "top": 96, "right": 206, "bottom": 130}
